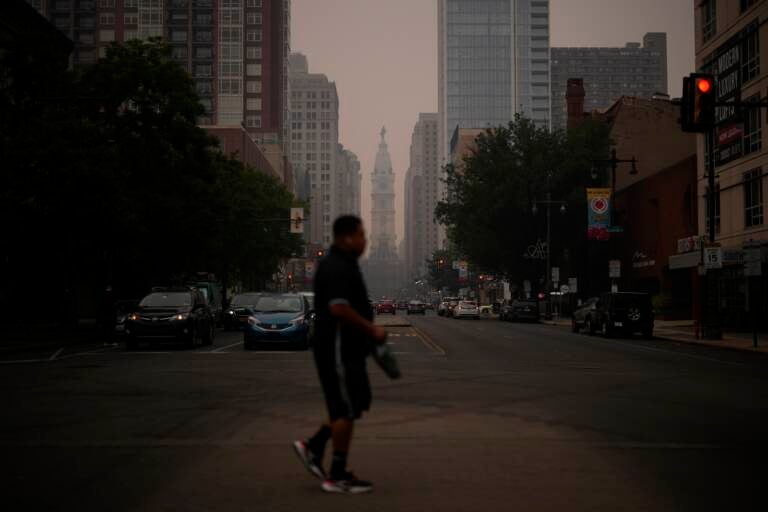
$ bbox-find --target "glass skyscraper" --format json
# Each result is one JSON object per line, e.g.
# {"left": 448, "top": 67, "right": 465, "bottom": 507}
{"left": 438, "top": 0, "right": 550, "bottom": 158}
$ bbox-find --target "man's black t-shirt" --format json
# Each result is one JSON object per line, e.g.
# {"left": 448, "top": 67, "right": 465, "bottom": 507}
{"left": 313, "top": 245, "right": 373, "bottom": 364}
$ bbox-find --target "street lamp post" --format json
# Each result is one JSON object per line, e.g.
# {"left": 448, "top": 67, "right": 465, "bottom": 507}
{"left": 592, "top": 148, "right": 639, "bottom": 222}
{"left": 532, "top": 171, "right": 567, "bottom": 319}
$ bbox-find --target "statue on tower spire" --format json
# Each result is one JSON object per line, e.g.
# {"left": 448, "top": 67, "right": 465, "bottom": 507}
{"left": 380, "top": 126, "right": 386, "bottom": 141}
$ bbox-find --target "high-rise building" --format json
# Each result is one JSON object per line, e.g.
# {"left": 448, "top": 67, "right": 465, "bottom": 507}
{"left": 335, "top": 144, "right": 362, "bottom": 218}
{"left": 550, "top": 33, "right": 668, "bottom": 131}
{"left": 288, "top": 52, "right": 340, "bottom": 246}
{"left": 364, "top": 127, "right": 401, "bottom": 298}
{"left": 27, "top": 0, "right": 292, "bottom": 182}
{"left": 404, "top": 113, "right": 439, "bottom": 281}
{"left": 437, "top": 0, "right": 550, "bottom": 247}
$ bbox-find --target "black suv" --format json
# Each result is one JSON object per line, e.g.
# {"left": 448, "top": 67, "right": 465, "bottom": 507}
{"left": 587, "top": 292, "right": 654, "bottom": 338}
{"left": 125, "top": 287, "right": 215, "bottom": 349}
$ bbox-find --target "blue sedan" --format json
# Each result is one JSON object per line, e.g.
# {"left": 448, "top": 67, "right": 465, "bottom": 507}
{"left": 243, "top": 293, "right": 312, "bottom": 350}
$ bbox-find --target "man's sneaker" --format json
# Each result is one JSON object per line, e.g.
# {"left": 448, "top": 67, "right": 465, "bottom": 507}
{"left": 292, "top": 440, "right": 325, "bottom": 479}
{"left": 321, "top": 471, "right": 373, "bottom": 494}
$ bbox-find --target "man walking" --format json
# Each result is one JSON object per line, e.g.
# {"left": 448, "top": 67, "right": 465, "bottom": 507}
{"left": 293, "top": 215, "right": 387, "bottom": 494}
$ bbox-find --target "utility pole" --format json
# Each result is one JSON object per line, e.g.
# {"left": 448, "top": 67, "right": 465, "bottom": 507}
{"left": 532, "top": 171, "right": 567, "bottom": 320}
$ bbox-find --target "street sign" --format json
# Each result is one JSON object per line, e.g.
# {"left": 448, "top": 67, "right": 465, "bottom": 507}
{"left": 290, "top": 208, "right": 304, "bottom": 234}
{"left": 568, "top": 277, "right": 578, "bottom": 294}
{"left": 704, "top": 247, "right": 723, "bottom": 269}
{"left": 551, "top": 267, "right": 560, "bottom": 284}
{"left": 609, "top": 260, "right": 621, "bottom": 278}
{"left": 560, "top": 285, "right": 570, "bottom": 294}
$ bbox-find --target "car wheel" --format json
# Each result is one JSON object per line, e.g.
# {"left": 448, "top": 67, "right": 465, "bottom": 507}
{"left": 571, "top": 317, "right": 579, "bottom": 333}
{"left": 601, "top": 319, "right": 612, "bottom": 338}
{"left": 585, "top": 317, "right": 594, "bottom": 335}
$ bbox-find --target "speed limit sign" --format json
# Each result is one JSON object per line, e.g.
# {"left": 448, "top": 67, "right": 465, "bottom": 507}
{"left": 704, "top": 247, "right": 723, "bottom": 270}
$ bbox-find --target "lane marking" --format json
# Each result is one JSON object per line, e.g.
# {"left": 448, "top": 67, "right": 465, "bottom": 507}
{"left": 210, "top": 341, "right": 243, "bottom": 353}
{"left": 0, "top": 358, "right": 47, "bottom": 364}
{"left": 48, "top": 347, "right": 65, "bottom": 361}
{"left": 410, "top": 325, "right": 447, "bottom": 356}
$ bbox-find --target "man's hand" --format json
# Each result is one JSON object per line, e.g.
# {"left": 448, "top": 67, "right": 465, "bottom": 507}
{"left": 370, "top": 325, "right": 387, "bottom": 345}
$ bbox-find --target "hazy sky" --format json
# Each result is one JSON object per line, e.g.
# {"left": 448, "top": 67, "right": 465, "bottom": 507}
{"left": 292, "top": 0, "right": 695, "bottom": 244}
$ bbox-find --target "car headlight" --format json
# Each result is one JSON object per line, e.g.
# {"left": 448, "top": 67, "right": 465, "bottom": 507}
{"left": 290, "top": 315, "right": 306, "bottom": 326}
{"left": 247, "top": 316, "right": 261, "bottom": 326}
{"left": 172, "top": 313, "right": 190, "bottom": 321}
{"left": 128, "top": 313, "right": 140, "bottom": 321}
{"left": 227, "top": 310, "right": 235, "bottom": 315}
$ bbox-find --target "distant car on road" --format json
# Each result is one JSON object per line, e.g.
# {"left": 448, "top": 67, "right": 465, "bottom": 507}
{"left": 125, "top": 288, "right": 214, "bottom": 350}
{"left": 224, "top": 292, "right": 262, "bottom": 330}
{"left": 376, "top": 300, "right": 396, "bottom": 315}
{"left": 571, "top": 297, "right": 599, "bottom": 334}
{"left": 407, "top": 300, "right": 426, "bottom": 315}
{"left": 574, "top": 292, "right": 654, "bottom": 338}
{"left": 446, "top": 298, "right": 460, "bottom": 318}
{"left": 113, "top": 299, "right": 139, "bottom": 340}
{"left": 244, "top": 293, "right": 312, "bottom": 350}
{"left": 437, "top": 301, "right": 448, "bottom": 316}
{"left": 453, "top": 300, "right": 480, "bottom": 320}
{"left": 501, "top": 300, "right": 539, "bottom": 322}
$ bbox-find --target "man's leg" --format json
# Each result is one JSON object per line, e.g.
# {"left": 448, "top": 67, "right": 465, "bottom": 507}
{"left": 293, "top": 421, "right": 332, "bottom": 479}
{"left": 329, "top": 418, "right": 354, "bottom": 478}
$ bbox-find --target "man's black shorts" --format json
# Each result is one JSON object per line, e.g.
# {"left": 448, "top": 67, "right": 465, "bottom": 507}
{"left": 314, "top": 346, "right": 371, "bottom": 421}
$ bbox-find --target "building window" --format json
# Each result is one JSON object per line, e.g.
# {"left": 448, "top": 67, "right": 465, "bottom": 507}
{"left": 744, "top": 168, "right": 764, "bottom": 228}
{"left": 701, "top": 0, "right": 716, "bottom": 42}
{"left": 196, "top": 81, "right": 212, "bottom": 95}
{"left": 195, "top": 64, "right": 212, "bottom": 77}
{"left": 195, "top": 30, "right": 213, "bottom": 42}
{"left": 742, "top": 29, "right": 760, "bottom": 84}
{"left": 195, "top": 47, "right": 213, "bottom": 59}
{"left": 171, "top": 46, "right": 187, "bottom": 60}
{"left": 246, "top": 98, "right": 262, "bottom": 111}
{"left": 246, "top": 80, "right": 262, "bottom": 93}
{"left": 247, "top": 0, "right": 262, "bottom": 7}
{"left": 98, "top": 0, "right": 114, "bottom": 7}
{"left": 744, "top": 95, "right": 762, "bottom": 155}
{"left": 246, "top": 47, "right": 262, "bottom": 60}
{"left": 124, "top": 0, "right": 138, "bottom": 7}
{"left": 124, "top": 30, "right": 138, "bottom": 41}
{"left": 99, "top": 13, "right": 115, "bottom": 25}
{"left": 246, "top": 115, "right": 262, "bottom": 128}
{"left": 219, "top": 79, "right": 241, "bottom": 95}
{"left": 220, "top": 28, "right": 242, "bottom": 42}
{"left": 171, "top": 30, "right": 187, "bottom": 42}
{"left": 124, "top": 13, "right": 138, "bottom": 25}
{"left": 99, "top": 29, "right": 115, "bottom": 42}
{"left": 705, "top": 185, "right": 721, "bottom": 235}
{"left": 246, "top": 63, "right": 262, "bottom": 76}
{"left": 246, "top": 30, "right": 262, "bottom": 42}
{"left": 247, "top": 13, "right": 262, "bottom": 25}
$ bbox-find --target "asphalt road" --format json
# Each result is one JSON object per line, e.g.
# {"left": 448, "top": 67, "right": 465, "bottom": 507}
{"left": 1, "top": 314, "right": 767, "bottom": 511}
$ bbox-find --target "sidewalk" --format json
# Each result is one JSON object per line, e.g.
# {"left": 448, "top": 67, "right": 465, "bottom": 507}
{"left": 543, "top": 318, "right": 768, "bottom": 355}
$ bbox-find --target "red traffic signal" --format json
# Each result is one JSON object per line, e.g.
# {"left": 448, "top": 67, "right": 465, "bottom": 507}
{"left": 696, "top": 77, "right": 712, "bottom": 94}
{"left": 680, "top": 73, "right": 715, "bottom": 133}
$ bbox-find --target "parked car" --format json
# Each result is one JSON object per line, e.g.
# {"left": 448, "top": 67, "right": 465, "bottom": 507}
{"left": 407, "top": 300, "right": 426, "bottom": 315}
{"left": 575, "top": 292, "right": 654, "bottom": 338}
{"left": 189, "top": 280, "right": 224, "bottom": 326}
{"left": 571, "top": 297, "right": 599, "bottom": 334}
{"left": 503, "top": 299, "right": 540, "bottom": 322}
{"left": 125, "top": 288, "right": 214, "bottom": 350}
{"left": 224, "top": 292, "right": 262, "bottom": 330}
{"left": 453, "top": 300, "right": 480, "bottom": 319}
{"left": 396, "top": 301, "right": 409, "bottom": 311}
{"left": 446, "top": 299, "right": 460, "bottom": 318}
{"left": 437, "top": 301, "right": 448, "bottom": 316}
{"left": 376, "top": 300, "right": 396, "bottom": 315}
{"left": 113, "top": 299, "right": 139, "bottom": 340}
{"left": 243, "top": 293, "right": 312, "bottom": 350}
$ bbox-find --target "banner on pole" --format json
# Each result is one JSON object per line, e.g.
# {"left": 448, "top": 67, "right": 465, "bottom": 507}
{"left": 458, "top": 261, "right": 468, "bottom": 283}
{"left": 587, "top": 188, "right": 611, "bottom": 241}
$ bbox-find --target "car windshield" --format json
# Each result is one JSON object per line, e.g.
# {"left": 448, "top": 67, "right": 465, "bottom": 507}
{"left": 301, "top": 294, "right": 315, "bottom": 309}
{"left": 139, "top": 292, "right": 191, "bottom": 308}
{"left": 460, "top": 301, "right": 476, "bottom": 307}
{"left": 231, "top": 293, "right": 261, "bottom": 307}
{"left": 252, "top": 296, "right": 303, "bottom": 313}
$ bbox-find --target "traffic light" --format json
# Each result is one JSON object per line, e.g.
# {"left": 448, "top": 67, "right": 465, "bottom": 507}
{"left": 680, "top": 73, "right": 715, "bottom": 133}
{"left": 316, "top": 250, "right": 324, "bottom": 258}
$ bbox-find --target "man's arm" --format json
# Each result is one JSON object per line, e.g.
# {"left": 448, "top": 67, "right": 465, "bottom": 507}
{"left": 329, "top": 303, "right": 387, "bottom": 344}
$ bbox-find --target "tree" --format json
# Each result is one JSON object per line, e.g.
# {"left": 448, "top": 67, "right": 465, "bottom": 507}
{"left": 425, "top": 249, "right": 461, "bottom": 293}
{"left": 435, "top": 115, "right": 610, "bottom": 291}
